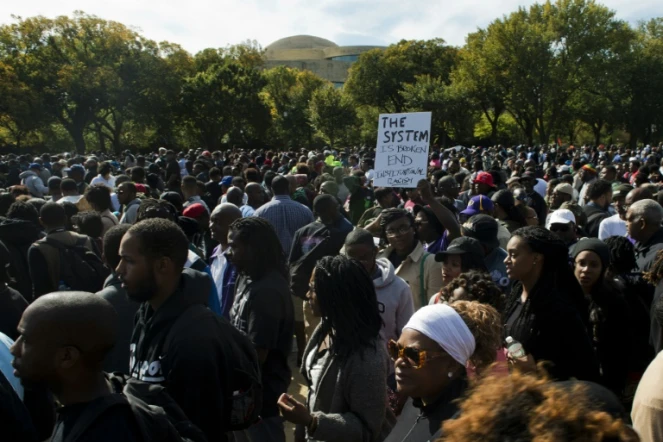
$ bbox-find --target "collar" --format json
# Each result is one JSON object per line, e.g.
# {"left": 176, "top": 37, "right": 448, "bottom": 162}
{"left": 273, "top": 195, "right": 292, "bottom": 201}
{"left": 384, "top": 241, "right": 426, "bottom": 263}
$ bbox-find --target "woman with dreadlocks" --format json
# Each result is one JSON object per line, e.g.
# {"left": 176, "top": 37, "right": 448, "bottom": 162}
{"left": 278, "top": 255, "right": 395, "bottom": 442}
{"left": 606, "top": 236, "right": 653, "bottom": 394}
{"left": 503, "top": 226, "right": 599, "bottom": 381}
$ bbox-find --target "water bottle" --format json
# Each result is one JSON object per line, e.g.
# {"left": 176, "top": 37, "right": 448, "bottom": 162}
{"left": 506, "top": 336, "right": 526, "bottom": 359}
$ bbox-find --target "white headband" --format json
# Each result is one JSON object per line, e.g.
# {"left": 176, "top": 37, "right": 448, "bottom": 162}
{"left": 403, "top": 304, "right": 476, "bottom": 366}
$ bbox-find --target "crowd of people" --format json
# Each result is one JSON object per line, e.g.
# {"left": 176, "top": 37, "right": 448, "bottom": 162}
{"left": 1, "top": 143, "right": 663, "bottom": 441}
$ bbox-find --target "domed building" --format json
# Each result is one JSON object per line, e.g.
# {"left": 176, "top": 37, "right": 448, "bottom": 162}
{"left": 263, "top": 35, "right": 384, "bottom": 87}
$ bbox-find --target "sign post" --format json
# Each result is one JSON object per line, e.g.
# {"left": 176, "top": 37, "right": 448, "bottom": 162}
{"left": 373, "top": 112, "right": 432, "bottom": 188}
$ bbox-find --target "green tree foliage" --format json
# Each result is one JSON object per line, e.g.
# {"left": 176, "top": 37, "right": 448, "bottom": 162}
{"left": 309, "top": 85, "right": 357, "bottom": 148}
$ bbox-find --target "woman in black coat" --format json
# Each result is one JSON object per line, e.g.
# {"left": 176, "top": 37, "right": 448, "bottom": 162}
{"left": 503, "top": 226, "right": 599, "bottom": 381}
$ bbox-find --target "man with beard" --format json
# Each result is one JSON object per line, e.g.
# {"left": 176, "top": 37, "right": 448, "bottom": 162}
{"left": 582, "top": 179, "right": 613, "bottom": 238}
{"left": 117, "top": 218, "right": 234, "bottom": 441}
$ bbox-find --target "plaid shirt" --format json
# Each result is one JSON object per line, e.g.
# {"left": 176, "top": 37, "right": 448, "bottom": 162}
{"left": 254, "top": 195, "right": 314, "bottom": 258}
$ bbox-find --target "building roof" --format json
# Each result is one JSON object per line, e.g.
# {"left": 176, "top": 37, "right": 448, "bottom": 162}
{"left": 266, "top": 35, "right": 338, "bottom": 51}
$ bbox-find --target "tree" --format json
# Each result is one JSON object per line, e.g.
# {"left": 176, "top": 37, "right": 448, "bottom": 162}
{"left": 262, "top": 66, "right": 326, "bottom": 148}
{"left": 0, "top": 12, "right": 149, "bottom": 153}
{"left": 181, "top": 59, "right": 269, "bottom": 150}
{"left": 309, "top": 86, "right": 357, "bottom": 148}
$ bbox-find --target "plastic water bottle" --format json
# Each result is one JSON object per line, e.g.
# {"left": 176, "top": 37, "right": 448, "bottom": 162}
{"left": 506, "top": 336, "right": 526, "bottom": 359}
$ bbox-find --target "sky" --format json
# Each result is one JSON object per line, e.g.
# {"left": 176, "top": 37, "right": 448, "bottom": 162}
{"left": 1, "top": 0, "right": 661, "bottom": 53}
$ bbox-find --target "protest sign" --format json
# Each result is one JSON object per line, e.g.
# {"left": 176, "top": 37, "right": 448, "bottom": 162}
{"left": 373, "top": 112, "right": 431, "bottom": 188}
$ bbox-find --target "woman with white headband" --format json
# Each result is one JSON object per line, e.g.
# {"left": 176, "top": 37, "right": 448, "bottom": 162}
{"left": 384, "top": 301, "right": 502, "bottom": 442}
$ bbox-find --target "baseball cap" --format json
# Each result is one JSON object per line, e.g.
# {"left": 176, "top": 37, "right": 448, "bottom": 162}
{"left": 553, "top": 183, "right": 574, "bottom": 197}
{"left": 613, "top": 184, "right": 633, "bottom": 198}
{"left": 460, "top": 195, "right": 494, "bottom": 216}
{"left": 547, "top": 209, "right": 576, "bottom": 227}
{"left": 69, "top": 164, "right": 85, "bottom": 173}
{"left": 582, "top": 164, "right": 597, "bottom": 174}
{"left": 183, "top": 203, "right": 206, "bottom": 219}
{"left": 473, "top": 171, "right": 495, "bottom": 188}
{"left": 461, "top": 214, "right": 499, "bottom": 248}
{"left": 29, "top": 162, "right": 42, "bottom": 170}
{"left": 435, "top": 237, "right": 485, "bottom": 262}
{"left": 221, "top": 176, "right": 233, "bottom": 186}
{"left": 519, "top": 171, "right": 536, "bottom": 182}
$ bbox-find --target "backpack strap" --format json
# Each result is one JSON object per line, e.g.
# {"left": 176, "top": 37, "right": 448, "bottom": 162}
{"left": 65, "top": 395, "right": 127, "bottom": 442}
{"left": 419, "top": 252, "right": 431, "bottom": 308}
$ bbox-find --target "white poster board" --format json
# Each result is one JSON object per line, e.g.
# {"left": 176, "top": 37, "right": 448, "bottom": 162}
{"left": 373, "top": 112, "right": 432, "bottom": 188}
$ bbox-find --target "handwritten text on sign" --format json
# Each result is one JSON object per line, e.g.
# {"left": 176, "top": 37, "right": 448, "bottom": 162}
{"left": 373, "top": 112, "right": 432, "bottom": 187}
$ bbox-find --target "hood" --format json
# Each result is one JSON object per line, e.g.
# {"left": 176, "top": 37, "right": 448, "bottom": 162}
{"left": 0, "top": 218, "right": 41, "bottom": 245}
{"left": 373, "top": 257, "right": 397, "bottom": 289}
{"left": 19, "top": 170, "right": 37, "bottom": 180}
{"left": 138, "top": 267, "right": 210, "bottom": 330}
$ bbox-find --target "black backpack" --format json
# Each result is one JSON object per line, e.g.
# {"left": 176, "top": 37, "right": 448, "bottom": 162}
{"left": 163, "top": 305, "right": 263, "bottom": 431}
{"left": 64, "top": 374, "right": 207, "bottom": 442}
{"left": 41, "top": 236, "right": 110, "bottom": 292}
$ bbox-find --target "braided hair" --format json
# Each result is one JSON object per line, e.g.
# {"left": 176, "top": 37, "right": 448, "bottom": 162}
{"left": 504, "top": 226, "right": 588, "bottom": 340}
{"left": 313, "top": 255, "right": 382, "bottom": 360}
{"left": 604, "top": 236, "right": 637, "bottom": 277}
{"left": 229, "top": 217, "right": 288, "bottom": 281}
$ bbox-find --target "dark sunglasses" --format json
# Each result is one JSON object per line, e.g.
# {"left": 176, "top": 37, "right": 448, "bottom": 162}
{"left": 550, "top": 223, "right": 571, "bottom": 233}
{"left": 387, "top": 340, "right": 445, "bottom": 369}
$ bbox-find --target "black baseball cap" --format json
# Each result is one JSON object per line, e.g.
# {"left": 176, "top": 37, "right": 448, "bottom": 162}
{"left": 461, "top": 214, "right": 500, "bottom": 249}
{"left": 435, "top": 237, "right": 485, "bottom": 262}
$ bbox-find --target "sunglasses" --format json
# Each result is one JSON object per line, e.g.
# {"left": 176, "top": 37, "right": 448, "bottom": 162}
{"left": 387, "top": 340, "right": 445, "bottom": 369}
{"left": 550, "top": 223, "right": 571, "bottom": 232}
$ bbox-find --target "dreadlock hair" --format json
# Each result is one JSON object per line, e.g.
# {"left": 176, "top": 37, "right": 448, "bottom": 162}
{"left": 440, "top": 270, "right": 506, "bottom": 313}
{"left": 604, "top": 236, "right": 637, "bottom": 277}
{"left": 644, "top": 249, "right": 663, "bottom": 286}
{"left": 504, "top": 226, "right": 588, "bottom": 338}
{"left": 312, "top": 255, "right": 382, "bottom": 360}
{"left": 229, "top": 217, "right": 288, "bottom": 281}
{"left": 379, "top": 207, "right": 416, "bottom": 242}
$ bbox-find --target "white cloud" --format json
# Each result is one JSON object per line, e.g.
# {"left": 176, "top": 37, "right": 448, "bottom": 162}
{"left": 1, "top": 0, "right": 661, "bottom": 53}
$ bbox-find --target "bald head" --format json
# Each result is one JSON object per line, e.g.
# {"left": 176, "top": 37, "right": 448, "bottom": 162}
{"left": 320, "top": 180, "right": 339, "bottom": 197}
{"left": 210, "top": 203, "right": 242, "bottom": 245}
{"left": 626, "top": 199, "right": 663, "bottom": 243}
{"left": 211, "top": 202, "right": 242, "bottom": 218}
{"left": 14, "top": 292, "right": 117, "bottom": 383}
{"left": 626, "top": 187, "right": 654, "bottom": 206}
{"left": 245, "top": 183, "right": 264, "bottom": 206}
{"left": 226, "top": 187, "right": 244, "bottom": 207}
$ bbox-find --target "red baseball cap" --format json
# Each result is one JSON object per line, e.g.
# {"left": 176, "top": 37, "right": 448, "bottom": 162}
{"left": 183, "top": 203, "right": 206, "bottom": 219}
{"left": 473, "top": 171, "right": 495, "bottom": 188}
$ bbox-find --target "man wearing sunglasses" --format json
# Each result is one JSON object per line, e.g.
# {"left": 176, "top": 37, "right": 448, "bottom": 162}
{"left": 547, "top": 209, "right": 578, "bottom": 258}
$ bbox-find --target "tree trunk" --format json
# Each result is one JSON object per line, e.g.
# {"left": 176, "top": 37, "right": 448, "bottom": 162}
{"left": 71, "top": 127, "right": 87, "bottom": 154}
{"left": 593, "top": 122, "right": 602, "bottom": 147}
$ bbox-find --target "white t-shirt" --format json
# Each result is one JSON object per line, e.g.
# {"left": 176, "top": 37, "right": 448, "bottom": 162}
{"left": 90, "top": 174, "right": 116, "bottom": 189}
{"left": 598, "top": 213, "right": 627, "bottom": 240}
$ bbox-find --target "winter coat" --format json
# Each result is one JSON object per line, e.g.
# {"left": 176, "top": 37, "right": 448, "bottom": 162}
{"left": 19, "top": 170, "right": 48, "bottom": 198}
{"left": 373, "top": 258, "right": 414, "bottom": 344}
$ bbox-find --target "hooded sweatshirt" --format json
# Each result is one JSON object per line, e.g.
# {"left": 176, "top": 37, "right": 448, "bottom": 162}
{"left": 19, "top": 170, "right": 48, "bottom": 198}
{"left": 129, "top": 268, "right": 234, "bottom": 442}
{"left": 373, "top": 258, "right": 415, "bottom": 345}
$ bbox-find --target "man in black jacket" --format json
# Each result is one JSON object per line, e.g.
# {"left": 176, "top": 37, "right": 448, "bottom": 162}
{"left": 117, "top": 218, "right": 234, "bottom": 442}
{"left": 582, "top": 179, "right": 613, "bottom": 238}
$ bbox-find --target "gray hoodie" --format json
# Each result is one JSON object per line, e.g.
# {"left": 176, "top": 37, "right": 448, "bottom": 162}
{"left": 373, "top": 258, "right": 415, "bottom": 345}
{"left": 19, "top": 170, "right": 48, "bottom": 198}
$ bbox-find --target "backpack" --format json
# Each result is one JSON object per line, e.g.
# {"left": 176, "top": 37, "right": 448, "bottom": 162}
{"left": 40, "top": 236, "right": 110, "bottom": 292}
{"left": 163, "top": 305, "right": 263, "bottom": 431}
{"left": 64, "top": 374, "right": 207, "bottom": 442}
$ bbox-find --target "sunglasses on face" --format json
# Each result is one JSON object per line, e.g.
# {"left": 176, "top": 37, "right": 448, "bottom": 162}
{"left": 387, "top": 340, "right": 445, "bottom": 369}
{"left": 550, "top": 223, "right": 571, "bottom": 232}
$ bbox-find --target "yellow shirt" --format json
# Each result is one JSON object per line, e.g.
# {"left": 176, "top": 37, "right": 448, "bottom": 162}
{"left": 377, "top": 241, "right": 444, "bottom": 311}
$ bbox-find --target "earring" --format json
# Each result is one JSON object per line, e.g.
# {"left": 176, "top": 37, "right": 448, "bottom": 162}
{"left": 448, "top": 372, "right": 453, "bottom": 378}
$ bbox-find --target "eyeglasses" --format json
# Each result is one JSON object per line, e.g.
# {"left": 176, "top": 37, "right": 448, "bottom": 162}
{"left": 387, "top": 340, "right": 445, "bottom": 369}
{"left": 385, "top": 225, "right": 412, "bottom": 238}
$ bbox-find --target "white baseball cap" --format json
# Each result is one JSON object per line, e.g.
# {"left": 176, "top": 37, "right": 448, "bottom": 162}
{"left": 547, "top": 209, "right": 576, "bottom": 228}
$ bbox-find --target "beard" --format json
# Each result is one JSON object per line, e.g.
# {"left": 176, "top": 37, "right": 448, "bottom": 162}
{"left": 125, "top": 270, "right": 158, "bottom": 303}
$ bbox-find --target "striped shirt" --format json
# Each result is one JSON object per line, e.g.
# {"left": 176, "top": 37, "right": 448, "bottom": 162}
{"left": 254, "top": 195, "right": 314, "bottom": 258}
